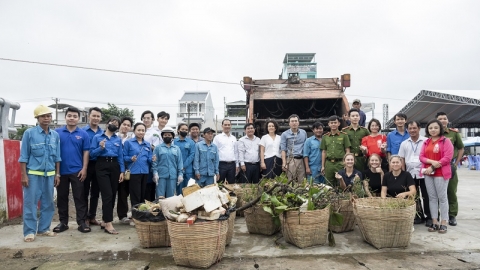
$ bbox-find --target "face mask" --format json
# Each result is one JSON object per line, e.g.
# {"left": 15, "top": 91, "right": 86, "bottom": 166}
{"left": 107, "top": 124, "right": 118, "bottom": 132}
{"left": 179, "top": 131, "right": 188, "bottom": 137}
{"left": 163, "top": 137, "right": 172, "bottom": 144}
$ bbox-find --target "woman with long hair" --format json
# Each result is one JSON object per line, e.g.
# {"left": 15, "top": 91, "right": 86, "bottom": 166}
{"left": 259, "top": 120, "right": 282, "bottom": 179}
{"left": 362, "top": 153, "right": 384, "bottom": 197}
{"left": 420, "top": 119, "right": 453, "bottom": 234}
{"left": 335, "top": 153, "right": 362, "bottom": 191}
{"left": 361, "top": 118, "right": 388, "bottom": 172}
{"left": 90, "top": 116, "right": 124, "bottom": 235}
{"left": 381, "top": 155, "right": 416, "bottom": 199}
{"left": 123, "top": 123, "right": 152, "bottom": 213}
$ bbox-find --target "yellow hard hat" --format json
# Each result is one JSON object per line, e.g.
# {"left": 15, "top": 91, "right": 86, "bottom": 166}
{"left": 34, "top": 105, "right": 52, "bottom": 118}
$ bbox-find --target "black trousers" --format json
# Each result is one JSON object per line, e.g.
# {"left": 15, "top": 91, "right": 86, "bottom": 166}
{"left": 95, "top": 159, "right": 120, "bottom": 223}
{"left": 84, "top": 160, "right": 100, "bottom": 220}
{"left": 144, "top": 171, "right": 156, "bottom": 202}
{"left": 262, "top": 156, "right": 283, "bottom": 179}
{"left": 415, "top": 177, "right": 431, "bottom": 220}
{"left": 57, "top": 173, "right": 87, "bottom": 225}
{"left": 219, "top": 161, "right": 236, "bottom": 183}
{"left": 238, "top": 163, "right": 261, "bottom": 184}
{"left": 117, "top": 180, "right": 129, "bottom": 220}
{"left": 129, "top": 174, "right": 148, "bottom": 208}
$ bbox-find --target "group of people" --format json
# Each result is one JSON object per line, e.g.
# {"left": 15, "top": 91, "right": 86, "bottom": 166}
{"left": 19, "top": 99, "right": 463, "bottom": 242}
{"left": 19, "top": 105, "right": 216, "bottom": 241}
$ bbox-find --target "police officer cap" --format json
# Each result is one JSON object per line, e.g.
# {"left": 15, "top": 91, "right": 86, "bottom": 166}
{"left": 352, "top": 99, "right": 361, "bottom": 104}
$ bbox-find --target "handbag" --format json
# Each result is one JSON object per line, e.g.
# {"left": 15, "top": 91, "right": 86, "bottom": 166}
{"left": 124, "top": 146, "right": 144, "bottom": 181}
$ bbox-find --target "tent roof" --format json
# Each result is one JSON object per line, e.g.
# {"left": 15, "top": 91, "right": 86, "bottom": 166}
{"left": 386, "top": 90, "right": 480, "bottom": 128}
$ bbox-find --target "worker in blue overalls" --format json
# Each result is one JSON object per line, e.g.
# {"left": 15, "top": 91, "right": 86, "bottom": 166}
{"left": 19, "top": 105, "right": 62, "bottom": 242}
{"left": 174, "top": 123, "right": 195, "bottom": 196}
{"left": 152, "top": 127, "right": 183, "bottom": 198}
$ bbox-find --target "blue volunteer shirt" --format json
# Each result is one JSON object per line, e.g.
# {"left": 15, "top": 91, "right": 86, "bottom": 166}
{"left": 386, "top": 129, "right": 410, "bottom": 155}
{"left": 90, "top": 132, "right": 125, "bottom": 172}
{"left": 174, "top": 137, "right": 196, "bottom": 175}
{"left": 56, "top": 126, "right": 90, "bottom": 175}
{"left": 19, "top": 125, "right": 62, "bottom": 175}
{"left": 303, "top": 136, "right": 322, "bottom": 168}
{"left": 123, "top": 138, "right": 152, "bottom": 174}
{"left": 83, "top": 124, "right": 103, "bottom": 161}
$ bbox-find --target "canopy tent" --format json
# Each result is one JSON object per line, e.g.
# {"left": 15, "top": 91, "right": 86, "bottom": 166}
{"left": 385, "top": 90, "right": 480, "bottom": 128}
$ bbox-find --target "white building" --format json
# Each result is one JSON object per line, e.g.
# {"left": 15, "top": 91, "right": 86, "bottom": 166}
{"left": 176, "top": 91, "right": 215, "bottom": 130}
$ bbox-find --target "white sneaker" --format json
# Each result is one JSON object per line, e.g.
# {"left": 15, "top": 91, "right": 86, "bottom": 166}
{"left": 130, "top": 220, "right": 135, "bottom": 226}
{"left": 120, "top": 217, "right": 131, "bottom": 224}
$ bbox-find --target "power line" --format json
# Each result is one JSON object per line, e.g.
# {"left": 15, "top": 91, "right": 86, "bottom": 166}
{"left": 0, "top": 57, "right": 241, "bottom": 86}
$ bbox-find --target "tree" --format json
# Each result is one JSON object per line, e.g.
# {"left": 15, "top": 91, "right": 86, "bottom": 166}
{"left": 101, "top": 103, "right": 135, "bottom": 123}
{"left": 8, "top": 125, "right": 29, "bottom": 140}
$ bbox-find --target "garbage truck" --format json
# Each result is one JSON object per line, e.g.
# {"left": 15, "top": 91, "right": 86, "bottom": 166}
{"left": 242, "top": 53, "right": 351, "bottom": 135}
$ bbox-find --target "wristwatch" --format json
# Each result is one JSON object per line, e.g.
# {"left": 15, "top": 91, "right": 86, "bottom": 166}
{"left": 56, "top": 174, "right": 61, "bottom": 177}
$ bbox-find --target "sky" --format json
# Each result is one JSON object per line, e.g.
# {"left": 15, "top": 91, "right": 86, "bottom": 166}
{"left": 1, "top": 1, "right": 480, "bottom": 126}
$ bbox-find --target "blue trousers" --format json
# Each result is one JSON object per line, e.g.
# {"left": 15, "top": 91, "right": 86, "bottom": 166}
{"left": 308, "top": 166, "right": 326, "bottom": 184}
{"left": 197, "top": 175, "right": 215, "bottom": 187}
{"left": 176, "top": 172, "right": 193, "bottom": 196}
{"left": 156, "top": 177, "right": 176, "bottom": 198}
{"left": 23, "top": 175, "right": 55, "bottom": 236}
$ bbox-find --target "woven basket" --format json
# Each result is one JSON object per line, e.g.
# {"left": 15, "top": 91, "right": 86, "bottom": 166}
{"left": 353, "top": 197, "right": 416, "bottom": 249}
{"left": 244, "top": 205, "right": 280, "bottom": 235}
{"left": 281, "top": 206, "right": 330, "bottom": 249}
{"left": 167, "top": 219, "right": 228, "bottom": 268}
{"left": 133, "top": 219, "right": 170, "bottom": 248}
{"left": 232, "top": 184, "right": 257, "bottom": 217}
{"left": 226, "top": 211, "right": 236, "bottom": 245}
{"left": 329, "top": 199, "right": 356, "bottom": 233}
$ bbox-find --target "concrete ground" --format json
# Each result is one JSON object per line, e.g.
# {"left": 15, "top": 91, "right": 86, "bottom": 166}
{"left": 0, "top": 169, "right": 479, "bottom": 269}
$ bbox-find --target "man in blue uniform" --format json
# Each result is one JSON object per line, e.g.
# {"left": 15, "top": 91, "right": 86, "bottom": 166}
{"left": 194, "top": 127, "right": 220, "bottom": 187}
{"left": 174, "top": 123, "right": 195, "bottom": 195}
{"left": 19, "top": 105, "right": 61, "bottom": 242}
{"left": 54, "top": 107, "right": 91, "bottom": 233}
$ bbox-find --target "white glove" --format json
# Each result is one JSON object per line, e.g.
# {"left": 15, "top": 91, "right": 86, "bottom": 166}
{"left": 153, "top": 173, "right": 159, "bottom": 184}
{"left": 177, "top": 175, "right": 184, "bottom": 186}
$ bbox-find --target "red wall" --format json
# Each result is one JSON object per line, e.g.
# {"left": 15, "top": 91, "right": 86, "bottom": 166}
{"left": 4, "top": 140, "right": 22, "bottom": 219}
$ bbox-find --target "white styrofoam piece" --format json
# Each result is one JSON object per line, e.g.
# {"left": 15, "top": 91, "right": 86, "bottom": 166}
{"left": 201, "top": 186, "right": 222, "bottom": 212}
{"left": 181, "top": 190, "right": 204, "bottom": 212}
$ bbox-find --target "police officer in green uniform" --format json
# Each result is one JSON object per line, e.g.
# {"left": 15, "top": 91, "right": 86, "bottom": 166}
{"left": 436, "top": 112, "right": 463, "bottom": 226}
{"left": 321, "top": 115, "right": 351, "bottom": 186}
{"left": 342, "top": 108, "right": 370, "bottom": 172}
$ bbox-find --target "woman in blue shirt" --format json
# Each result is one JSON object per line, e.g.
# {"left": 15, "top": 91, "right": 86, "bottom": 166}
{"left": 90, "top": 116, "right": 125, "bottom": 235}
{"left": 123, "top": 123, "right": 152, "bottom": 209}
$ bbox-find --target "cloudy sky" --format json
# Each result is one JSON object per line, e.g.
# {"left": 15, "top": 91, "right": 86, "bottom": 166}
{"left": 1, "top": 1, "right": 479, "bottom": 126}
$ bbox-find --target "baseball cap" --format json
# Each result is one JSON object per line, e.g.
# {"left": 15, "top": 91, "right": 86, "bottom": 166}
{"left": 352, "top": 99, "right": 361, "bottom": 104}
{"left": 203, "top": 127, "right": 214, "bottom": 134}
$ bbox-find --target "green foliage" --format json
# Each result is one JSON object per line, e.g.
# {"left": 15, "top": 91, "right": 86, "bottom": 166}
{"left": 8, "top": 125, "right": 29, "bottom": 140}
{"left": 101, "top": 103, "right": 135, "bottom": 123}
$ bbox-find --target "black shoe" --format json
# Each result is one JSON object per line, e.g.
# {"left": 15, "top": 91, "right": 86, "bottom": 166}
{"left": 414, "top": 217, "right": 424, "bottom": 224}
{"left": 449, "top": 216, "right": 457, "bottom": 226}
{"left": 425, "top": 219, "right": 433, "bottom": 227}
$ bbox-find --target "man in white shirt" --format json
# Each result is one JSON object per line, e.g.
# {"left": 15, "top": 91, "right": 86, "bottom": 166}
{"left": 154, "top": 111, "right": 170, "bottom": 139}
{"left": 237, "top": 123, "right": 261, "bottom": 184}
{"left": 213, "top": 119, "right": 239, "bottom": 183}
{"left": 141, "top": 110, "right": 159, "bottom": 202}
{"left": 398, "top": 120, "right": 431, "bottom": 226}
{"left": 142, "top": 110, "right": 161, "bottom": 148}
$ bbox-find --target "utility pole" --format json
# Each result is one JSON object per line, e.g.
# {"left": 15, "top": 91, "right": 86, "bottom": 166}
{"left": 187, "top": 102, "right": 191, "bottom": 126}
{"left": 52, "top": 97, "right": 59, "bottom": 126}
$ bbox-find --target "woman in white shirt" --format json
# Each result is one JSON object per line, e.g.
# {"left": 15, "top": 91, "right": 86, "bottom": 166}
{"left": 259, "top": 120, "right": 282, "bottom": 179}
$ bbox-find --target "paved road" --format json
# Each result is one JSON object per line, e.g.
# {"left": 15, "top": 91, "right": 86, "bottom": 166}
{"left": 1, "top": 169, "right": 479, "bottom": 269}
